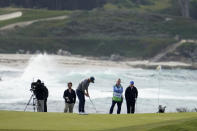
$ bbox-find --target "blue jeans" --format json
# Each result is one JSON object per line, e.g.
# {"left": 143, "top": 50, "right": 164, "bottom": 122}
{"left": 76, "top": 89, "right": 85, "bottom": 113}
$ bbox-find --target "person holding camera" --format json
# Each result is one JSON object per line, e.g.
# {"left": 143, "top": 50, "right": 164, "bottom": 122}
{"left": 42, "top": 83, "right": 48, "bottom": 112}
{"left": 63, "top": 82, "right": 76, "bottom": 113}
{"left": 33, "top": 79, "right": 46, "bottom": 112}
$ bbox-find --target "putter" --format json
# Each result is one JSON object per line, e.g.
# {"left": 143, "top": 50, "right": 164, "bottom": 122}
{"left": 89, "top": 97, "right": 98, "bottom": 113}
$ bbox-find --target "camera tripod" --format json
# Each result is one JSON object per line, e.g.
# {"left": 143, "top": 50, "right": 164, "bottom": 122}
{"left": 24, "top": 93, "right": 37, "bottom": 112}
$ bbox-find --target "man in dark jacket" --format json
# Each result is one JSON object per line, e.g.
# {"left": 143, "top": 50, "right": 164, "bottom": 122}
{"left": 125, "top": 81, "right": 138, "bottom": 114}
{"left": 33, "top": 79, "right": 45, "bottom": 112}
{"left": 42, "top": 83, "right": 48, "bottom": 112}
{"left": 63, "top": 82, "right": 76, "bottom": 113}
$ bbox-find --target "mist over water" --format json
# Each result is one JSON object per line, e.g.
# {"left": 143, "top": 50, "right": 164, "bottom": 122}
{"left": 0, "top": 54, "right": 197, "bottom": 113}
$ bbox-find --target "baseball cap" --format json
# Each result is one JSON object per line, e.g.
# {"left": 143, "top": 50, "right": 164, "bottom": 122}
{"left": 130, "top": 81, "right": 134, "bottom": 85}
{"left": 90, "top": 76, "right": 95, "bottom": 83}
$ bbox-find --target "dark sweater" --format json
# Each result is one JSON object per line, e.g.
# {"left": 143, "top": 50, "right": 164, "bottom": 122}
{"left": 125, "top": 86, "right": 138, "bottom": 102}
{"left": 34, "top": 84, "right": 45, "bottom": 100}
{"left": 43, "top": 86, "right": 48, "bottom": 100}
{"left": 63, "top": 89, "right": 76, "bottom": 104}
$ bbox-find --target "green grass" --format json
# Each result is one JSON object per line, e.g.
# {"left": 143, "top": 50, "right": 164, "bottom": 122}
{"left": 0, "top": 8, "right": 71, "bottom": 27}
{"left": 104, "top": 0, "right": 172, "bottom": 12}
{"left": 0, "top": 111, "right": 197, "bottom": 131}
{"left": 103, "top": 0, "right": 182, "bottom": 17}
{"left": 139, "top": 0, "right": 171, "bottom": 12}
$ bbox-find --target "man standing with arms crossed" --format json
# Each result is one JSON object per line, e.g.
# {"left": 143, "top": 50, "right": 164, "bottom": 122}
{"left": 76, "top": 76, "right": 95, "bottom": 114}
{"left": 125, "top": 81, "right": 138, "bottom": 114}
{"left": 63, "top": 82, "right": 76, "bottom": 113}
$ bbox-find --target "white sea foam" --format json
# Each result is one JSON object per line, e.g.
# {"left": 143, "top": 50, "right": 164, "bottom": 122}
{"left": 0, "top": 54, "right": 197, "bottom": 113}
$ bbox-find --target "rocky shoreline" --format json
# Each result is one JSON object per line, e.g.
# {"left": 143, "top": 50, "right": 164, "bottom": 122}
{"left": 0, "top": 54, "right": 196, "bottom": 70}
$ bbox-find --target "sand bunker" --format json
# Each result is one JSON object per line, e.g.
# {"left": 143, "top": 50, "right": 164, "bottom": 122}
{"left": 0, "top": 11, "right": 22, "bottom": 21}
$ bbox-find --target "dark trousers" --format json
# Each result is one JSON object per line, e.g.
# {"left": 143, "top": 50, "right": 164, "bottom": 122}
{"left": 76, "top": 89, "right": 85, "bottom": 113}
{"left": 44, "top": 99, "right": 47, "bottom": 112}
{"left": 126, "top": 101, "right": 136, "bottom": 114}
{"left": 109, "top": 100, "right": 122, "bottom": 114}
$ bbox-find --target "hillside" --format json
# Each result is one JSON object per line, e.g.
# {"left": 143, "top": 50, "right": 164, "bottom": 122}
{"left": 0, "top": 8, "right": 70, "bottom": 28}
{"left": 0, "top": 111, "right": 197, "bottom": 131}
{"left": 0, "top": 2, "right": 197, "bottom": 62}
{"left": 1, "top": 8, "right": 197, "bottom": 60}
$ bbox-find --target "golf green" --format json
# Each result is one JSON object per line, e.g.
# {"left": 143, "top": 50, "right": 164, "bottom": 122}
{"left": 0, "top": 111, "right": 197, "bottom": 131}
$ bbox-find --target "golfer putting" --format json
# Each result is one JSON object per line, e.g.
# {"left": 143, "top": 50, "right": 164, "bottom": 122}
{"left": 76, "top": 76, "right": 95, "bottom": 114}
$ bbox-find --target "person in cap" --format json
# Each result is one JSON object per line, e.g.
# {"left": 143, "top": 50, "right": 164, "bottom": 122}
{"left": 34, "top": 79, "right": 45, "bottom": 112}
{"left": 125, "top": 81, "right": 138, "bottom": 114}
{"left": 42, "top": 83, "right": 48, "bottom": 112}
{"left": 109, "top": 78, "right": 123, "bottom": 114}
{"left": 76, "top": 76, "right": 95, "bottom": 114}
{"left": 158, "top": 105, "right": 166, "bottom": 113}
{"left": 63, "top": 82, "right": 76, "bottom": 113}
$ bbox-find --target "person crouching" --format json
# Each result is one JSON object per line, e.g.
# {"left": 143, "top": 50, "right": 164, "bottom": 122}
{"left": 33, "top": 79, "right": 46, "bottom": 112}
{"left": 63, "top": 82, "right": 76, "bottom": 113}
{"left": 76, "top": 77, "right": 95, "bottom": 114}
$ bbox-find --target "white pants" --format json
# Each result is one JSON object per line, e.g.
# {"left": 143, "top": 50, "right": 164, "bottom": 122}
{"left": 37, "top": 100, "right": 44, "bottom": 112}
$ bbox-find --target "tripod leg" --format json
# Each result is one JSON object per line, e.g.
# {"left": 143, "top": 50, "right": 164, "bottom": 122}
{"left": 24, "top": 94, "right": 34, "bottom": 112}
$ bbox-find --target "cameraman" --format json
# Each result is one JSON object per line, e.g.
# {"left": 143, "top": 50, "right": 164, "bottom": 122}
{"left": 42, "top": 83, "right": 48, "bottom": 112}
{"left": 33, "top": 79, "right": 45, "bottom": 112}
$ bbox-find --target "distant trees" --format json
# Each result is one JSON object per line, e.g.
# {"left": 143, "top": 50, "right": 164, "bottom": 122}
{"left": 0, "top": 0, "right": 9, "bottom": 7}
{"left": 178, "top": 0, "right": 190, "bottom": 18}
{"left": 0, "top": 0, "right": 107, "bottom": 10}
{"left": 0, "top": 0, "right": 155, "bottom": 10}
{"left": 190, "top": 0, "right": 197, "bottom": 19}
{"left": 0, "top": 0, "right": 196, "bottom": 19}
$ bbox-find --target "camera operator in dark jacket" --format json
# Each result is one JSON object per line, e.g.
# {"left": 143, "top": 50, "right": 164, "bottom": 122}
{"left": 63, "top": 82, "right": 76, "bottom": 113}
{"left": 33, "top": 79, "right": 45, "bottom": 112}
{"left": 125, "top": 81, "right": 138, "bottom": 114}
{"left": 42, "top": 83, "right": 48, "bottom": 112}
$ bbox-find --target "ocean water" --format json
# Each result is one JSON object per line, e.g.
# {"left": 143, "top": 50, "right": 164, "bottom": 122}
{"left": 0, "top": 54, "right": 197, "bottom": 114}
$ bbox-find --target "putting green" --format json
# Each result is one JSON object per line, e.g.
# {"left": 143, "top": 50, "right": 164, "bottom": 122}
{"left": 0, "top": 111, "right": 197, "bottom": 131}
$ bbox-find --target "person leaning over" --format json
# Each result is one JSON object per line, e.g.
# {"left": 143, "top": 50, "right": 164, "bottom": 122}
{"left": 34, "top": 79, "right": 45, "bottom": 112}
{"left": 63, "top": 82, "right": 76, "bottom": 113}
{"left": 42, "top": 83, "right": 48, "bottom": 112}
{"left": 76, "top": 77, "right": 95, "bottom": 114}
{"left": 109, "top": 78, "right": 123, "bottom": 114}
{"left": 125, "top": 81, "right": 138, "bottom": 114}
